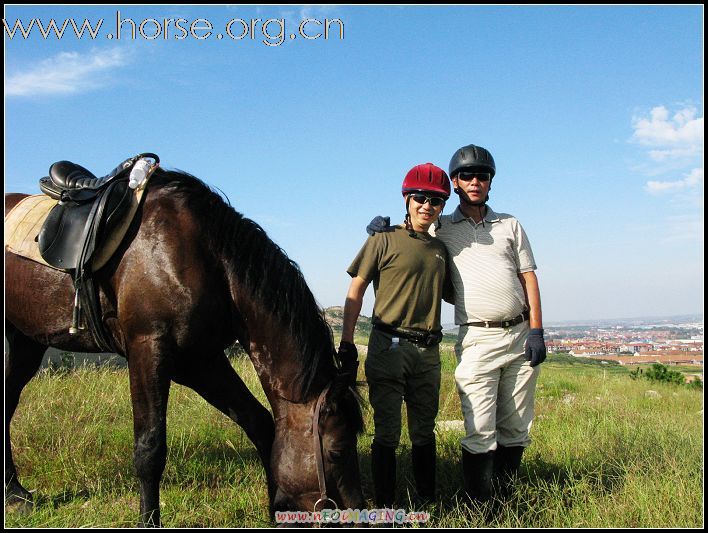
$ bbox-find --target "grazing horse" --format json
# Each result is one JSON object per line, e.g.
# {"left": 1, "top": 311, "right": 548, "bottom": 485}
{"left": 5, "top": 168, "right": 365, "bottom": 526}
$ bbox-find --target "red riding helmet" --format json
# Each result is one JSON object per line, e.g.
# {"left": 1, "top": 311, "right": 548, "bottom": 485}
{"left": 401, "top": 163, "right": 451, "bottom": 199}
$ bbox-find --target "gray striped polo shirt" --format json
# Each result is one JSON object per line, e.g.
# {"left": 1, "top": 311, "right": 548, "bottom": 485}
{"left": 432, "top": 205, "right": 536, "bottom": 325}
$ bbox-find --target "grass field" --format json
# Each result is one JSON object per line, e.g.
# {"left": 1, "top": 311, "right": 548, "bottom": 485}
{"left": 5, "top": 347, "right": 704, "bottom": 528}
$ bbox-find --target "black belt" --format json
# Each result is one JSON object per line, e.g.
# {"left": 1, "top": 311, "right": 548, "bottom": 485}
{"left": 373, "top": 323, "right": 443, "bottom": 347}
{"left": 464, "top": 310, "right": 529, "bottom": 329}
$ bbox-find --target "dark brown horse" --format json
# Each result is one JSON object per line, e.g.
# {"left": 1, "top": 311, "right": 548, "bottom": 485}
{"left": 5, "top": 168, "right": 365, "bottom": 526}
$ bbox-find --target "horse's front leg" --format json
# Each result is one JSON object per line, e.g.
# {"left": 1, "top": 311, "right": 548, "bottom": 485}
{"left": 127, "top": 338, "right": 172, "bottom": 527}
{"left": 173, "top": 353, "right": 277, "bottom": 515}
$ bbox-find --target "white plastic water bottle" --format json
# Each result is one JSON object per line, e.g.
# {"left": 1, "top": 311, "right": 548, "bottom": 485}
{"left": 391, "top": 337, "right": 400, "bottom": 349}
{"left": 128, "top": 158, "right": 151, "bottom": 189}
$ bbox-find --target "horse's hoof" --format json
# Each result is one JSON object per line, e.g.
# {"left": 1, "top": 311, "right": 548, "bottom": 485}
{"left": 5, "top": 494, "right": 34, "bottom": 515}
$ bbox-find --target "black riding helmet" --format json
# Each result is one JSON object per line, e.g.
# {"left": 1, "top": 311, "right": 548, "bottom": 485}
{"left": 448, "top": 144, "right": 496, "bottom": 178}
{"left": 449, "top": 144, "right": 495, "bottom": 222}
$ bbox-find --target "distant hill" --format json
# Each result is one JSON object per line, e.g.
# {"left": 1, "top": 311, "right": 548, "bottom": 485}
{"left": 324, "top": 306, "right": 372, "bottom": 338}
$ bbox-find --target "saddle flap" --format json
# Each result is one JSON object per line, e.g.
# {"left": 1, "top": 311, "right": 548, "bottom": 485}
{"left": 38, "top": 179, "right": 134, "bottom": 271}
{"left": 38, "top": 200, "right": 93, "bottom": 269}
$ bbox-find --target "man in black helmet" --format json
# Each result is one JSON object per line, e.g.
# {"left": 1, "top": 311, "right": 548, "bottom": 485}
{"left": 440, "top": 143, "right": 546, "bottom": 508}
{"left": 366, "top": 144, "right": 547, "bottom": 508}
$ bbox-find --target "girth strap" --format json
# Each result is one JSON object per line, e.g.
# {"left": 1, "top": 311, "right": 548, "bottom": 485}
{"left": 72, "top": 178, "right": 127, "bottom": 352}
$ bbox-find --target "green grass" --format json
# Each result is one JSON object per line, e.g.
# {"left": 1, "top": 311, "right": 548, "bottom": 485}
{"left": 5, "top": 351, "right": 703, "bottom": 527}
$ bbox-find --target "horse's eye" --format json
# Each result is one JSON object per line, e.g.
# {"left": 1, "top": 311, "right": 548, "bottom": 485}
{"left": 327, "top": 449, "right": 347, "bottom": 463}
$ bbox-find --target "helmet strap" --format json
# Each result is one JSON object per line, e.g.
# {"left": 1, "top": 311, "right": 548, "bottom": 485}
{"left": 455, "top": 178, "right": 491, "bottom": 227}
{"left": 456, "top": 191, "right": 488, "bottom": 227}
{"left": 404, "top": 196, "right": 417, "bottom": 237}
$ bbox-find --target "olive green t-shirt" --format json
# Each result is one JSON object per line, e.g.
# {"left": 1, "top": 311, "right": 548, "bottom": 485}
{"left": 347, "top": 226, "right": 449, "bottom": 332}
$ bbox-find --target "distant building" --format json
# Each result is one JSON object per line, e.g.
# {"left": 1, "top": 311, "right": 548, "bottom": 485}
{"left": 619, "top": 342, "right": 654, "bottom": 353}
{"left": 602, "top": 355, "right": 703, "bottom": 366}
{"left": 570, "top": 348, "right": 606, "bottom": 357}
{"left": 640, "top": 350, "right": 703, "bottom": 357}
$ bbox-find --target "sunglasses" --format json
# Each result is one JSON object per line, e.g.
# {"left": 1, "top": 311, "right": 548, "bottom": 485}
{"left": 409, "top": 194, "right": 446, "bottom": 207}
{"left": 456, "top": 171, "right": 491, "bottom": 182}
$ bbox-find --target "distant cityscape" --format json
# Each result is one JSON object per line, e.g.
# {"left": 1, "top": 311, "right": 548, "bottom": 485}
{"left": 440, "top": 314, "right": 703, "bottom": 371}
{"left": 543, "top": 315, "right": 703, "bottom": 369}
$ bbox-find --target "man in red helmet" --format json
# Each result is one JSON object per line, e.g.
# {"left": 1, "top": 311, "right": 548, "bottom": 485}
{"left": 338, "top": 163, "right": 452, "bottom": 509}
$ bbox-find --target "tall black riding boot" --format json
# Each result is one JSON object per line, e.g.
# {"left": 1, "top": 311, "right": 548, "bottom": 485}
{"left": 493, "top": 445, "right": 524, "bottom": 500}
{"left": 411, "top": 439, "right": 436, "bottom": 505}
{"left": 371, "top": 441, "right": 397, "bottom": 508}
{"left": 461, "top": 448, "right": 495, "bottom": 504}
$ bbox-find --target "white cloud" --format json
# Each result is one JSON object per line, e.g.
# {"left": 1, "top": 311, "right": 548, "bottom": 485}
{"left": 631, "top": 105, "right": 703, "bottom": 151}
{"left": 5, "top": 47, "right": 129, "bottom": 97}
{"left": 630, "top": 105, "right": 704, "bottom": 196}
{"left": 646, "top": 167, "right": 703, "bottom": 195}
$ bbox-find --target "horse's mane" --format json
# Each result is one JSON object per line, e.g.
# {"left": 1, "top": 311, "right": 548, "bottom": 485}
{"left": 147, "top": 168, "right": 338, "bottom": 402}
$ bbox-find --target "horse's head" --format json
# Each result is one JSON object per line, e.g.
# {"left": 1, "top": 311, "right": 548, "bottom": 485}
{"left": 271, "top": 376, "right": 365, "bottom": 517}
{"left": 169, "top": 176, "right": 368, "bottom": 517}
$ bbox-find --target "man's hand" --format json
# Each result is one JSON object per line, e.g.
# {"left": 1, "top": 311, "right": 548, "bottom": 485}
{"left": 338, "top": 341, "right": 358, "bottom": 364}
{"left": 337, "top": 341, "right": 359, "bottom": 383}
{"left": 366, "top": 216, "right": 394, "bottom": 236}
{"left": 525, "top": 329, "right": 547, "bottom": 367}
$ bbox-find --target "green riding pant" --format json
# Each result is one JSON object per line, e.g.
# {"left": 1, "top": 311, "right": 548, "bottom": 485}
{"left": 365, "top": 328, "right": 441, "bottom": 448}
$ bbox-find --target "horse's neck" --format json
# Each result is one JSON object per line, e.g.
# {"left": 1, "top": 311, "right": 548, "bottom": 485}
{"left": 225, "top": 273, "right": 331, "bottom": 405}
{"left": 235, "top": 304, "right": 306, "bottom": 403}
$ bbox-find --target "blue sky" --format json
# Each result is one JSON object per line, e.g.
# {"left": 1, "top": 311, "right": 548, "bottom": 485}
{"left": 4, "top": 5, "right": 703, "bottom": 324}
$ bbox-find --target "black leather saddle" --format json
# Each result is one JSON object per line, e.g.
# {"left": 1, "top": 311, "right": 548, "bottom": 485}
{"left": 38, "top": 153, "right": 158, "bottom": 269}
{"left": 36, "top": 153, "right": 159, "bottom": 350}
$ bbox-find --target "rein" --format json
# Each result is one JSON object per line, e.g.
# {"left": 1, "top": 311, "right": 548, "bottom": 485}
{"left": 311, "top": 383, "right": 337, "bottom": 514}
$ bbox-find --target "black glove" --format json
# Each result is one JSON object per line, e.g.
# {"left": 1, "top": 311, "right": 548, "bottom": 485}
{"left": 366, "top": 216, "right": 395, "bottom": 236}
{"left": 525, "top": 328, "right": 547, "bottom": 367}
{"left": 337, "top": 341, "right": 359, "bottom": 383}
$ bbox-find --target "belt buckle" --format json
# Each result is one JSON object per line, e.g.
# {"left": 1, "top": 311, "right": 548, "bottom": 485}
{"left": 503, "top": 320, "right": 510, "bottom": 327}
{"left": 484, "top": 321, "right": 490, "bottom": 328}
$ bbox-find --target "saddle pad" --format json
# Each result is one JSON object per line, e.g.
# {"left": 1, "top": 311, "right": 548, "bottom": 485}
{"left": 5, "top": 195, "right": 60, "bottom": 270}
{"left": 5, "top": 184, "right": 148, "bottom": 271}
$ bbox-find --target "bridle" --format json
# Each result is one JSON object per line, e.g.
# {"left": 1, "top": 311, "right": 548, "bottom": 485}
{"left": 274, "top": 372, "right": 353, "bottom": 518}
{"left": 311, "top": 383, "right": 338, "bottom": 513}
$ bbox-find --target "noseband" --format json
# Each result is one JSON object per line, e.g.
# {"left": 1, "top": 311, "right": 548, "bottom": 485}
{"left": 311, "top": 383, "right": 337, "bottom": 513}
